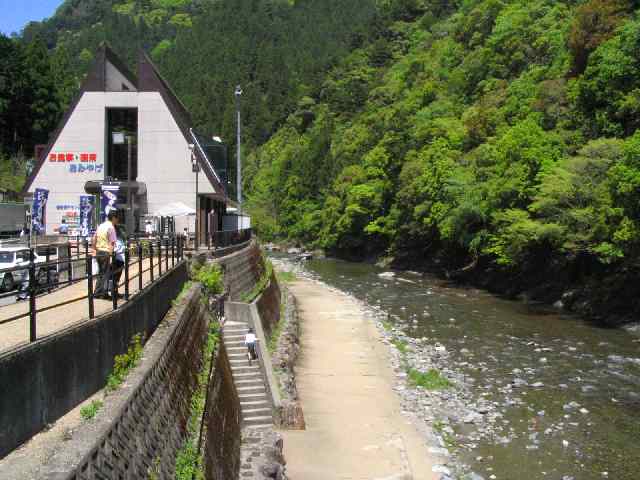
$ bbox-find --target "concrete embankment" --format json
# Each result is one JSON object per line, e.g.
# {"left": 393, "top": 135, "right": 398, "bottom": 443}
{"left": 282, "top": 277, "right": 439, "bottom": 479}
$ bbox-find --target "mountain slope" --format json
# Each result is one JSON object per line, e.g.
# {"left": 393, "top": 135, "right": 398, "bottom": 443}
{"left": 245, "top": 0, "right": 640, "bottom": 325}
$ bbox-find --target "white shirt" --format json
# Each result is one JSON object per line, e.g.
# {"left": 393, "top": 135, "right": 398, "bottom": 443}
{"left": 245, "top": 333, "right": 257, "bottom": 345}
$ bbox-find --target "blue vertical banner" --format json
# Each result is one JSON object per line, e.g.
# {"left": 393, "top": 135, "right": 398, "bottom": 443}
{"left": 79, "top": 195, "right": 95, "bottom": 237}
{"left": 100, "top": 185, "right": 120, "bottom": 222}
{"left": 31, "top": 188, "right": 49, "bottom": 235}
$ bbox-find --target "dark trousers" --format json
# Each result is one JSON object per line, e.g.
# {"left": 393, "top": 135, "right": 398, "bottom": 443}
{"left": 94, "top": 251, "right": 111, "bottom": 296}
{"left": 112, "top": 259, "right": 124, "bottom": 289}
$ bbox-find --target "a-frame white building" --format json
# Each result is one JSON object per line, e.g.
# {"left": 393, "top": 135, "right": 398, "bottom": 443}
{"left": 24, "top": 45, "right": 233, "bottom": 240}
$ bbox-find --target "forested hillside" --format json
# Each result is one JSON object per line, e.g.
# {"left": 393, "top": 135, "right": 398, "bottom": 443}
{"left": 245, "top": 0, "right": 640, "bottom": 323}
{"left": 0, "top": 0, "right": 378, "bottom": 195}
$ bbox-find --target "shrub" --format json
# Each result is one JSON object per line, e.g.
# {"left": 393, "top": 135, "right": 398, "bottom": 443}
{"left": 192, "top": 263, "right": 224, "bottom": 295}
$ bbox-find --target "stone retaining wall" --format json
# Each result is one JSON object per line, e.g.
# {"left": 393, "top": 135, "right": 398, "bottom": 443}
{"left": 0, "top": 261, "right": 188, "bottom": 459}
{"left": 255, "top": 270, "right": 281, "bottom": 339}
{"left": 271, "top": 284, "right": 305, "bottom": 430}
{"left": 203, "top": 342, "right": 242, "bottom": 480}
{"left": 28, "top": 282, "right": 209, "bottom": 479}
{"left": 188, "top": 241, "right": 264, "bottom": 301}
{"left": 217, "top": 241, "right": 264, "bottom": 301}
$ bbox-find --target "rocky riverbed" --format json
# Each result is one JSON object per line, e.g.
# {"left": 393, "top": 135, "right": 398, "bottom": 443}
{"left": 271, "top": 255, "right": 640, "bottom": 480}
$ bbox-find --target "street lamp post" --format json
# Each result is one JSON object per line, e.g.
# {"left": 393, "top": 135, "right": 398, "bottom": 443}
{"left": 235, "top": 85, "right": 243, "bottom": 230}
{"left": 190, "top": 144, "right": 199, "bottom": 250}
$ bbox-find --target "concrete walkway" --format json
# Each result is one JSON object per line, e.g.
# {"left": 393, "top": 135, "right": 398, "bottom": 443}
{"left": 282, "top": 278, "right": 438, "bottom": 480}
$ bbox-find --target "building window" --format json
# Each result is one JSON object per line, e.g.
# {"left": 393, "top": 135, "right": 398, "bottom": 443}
{"left": 106, "top": 108, "right": 138, "bottom": 181}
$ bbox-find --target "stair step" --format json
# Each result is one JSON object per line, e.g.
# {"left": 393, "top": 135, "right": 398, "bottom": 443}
{"left": 232, "top": 372, "right": 262, "bottom": 378}
{"left": 244, "top": 416, "right": 273, "bottom": 426}
{"left": 244, "top": 415, "right": 273, "bottom": 421}
{"left": 225, "top": 335, "right": 246, "bottom": 340}
{"left": 227, "top": 347, "right": 247, "bottom": 351}
{"left": 240, "top": 400, "right": 270, "bottom": 407}
{"left": 237, "top": 386, "right": 265, "bottom": 392}
{"left": 236, "top": 379, "right": 264, "bottom": 385}
{"left": 244, "top": 424, "right": 273, "bottom": 430}
{"left": 225, "top": 341, "right": 245, "bottom": 347}
{"left": 243, "top": 408, "right": 272, "bottom": 415}
{"left": 231, "top": 366, "right": 260, "bottom": 373}
{"left": 238, "top": 393, "right": 267, "bottom": 399}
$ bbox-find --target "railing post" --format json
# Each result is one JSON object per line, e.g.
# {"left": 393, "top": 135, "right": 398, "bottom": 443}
{"left": 45, "top": 248, "right": 51, "bottom": 293}
{"left": 29, "top": 248, "right": 37, "bottom": 342}
{"left": 149, "top": 241, "right": 154, "bottom": 283}
{"left": 165, "top": 237, "right": 169, "bottom": 272}
{"left": 124, "top": 239, "right": 130, "bottom": 301}
{"left": 157, "top": 239, "right": 162, "bottom": 277}
{"left": 111, "top": 251, "right": 118, "bottom": 310}
{"left": 138, "top": 241, "right": 143, "bottom": 292}
{"left": 87, "top": 253, "right": 94, "bottom": 319}
{"left": 171, "top": 236, "right": 175, "bottom": 268}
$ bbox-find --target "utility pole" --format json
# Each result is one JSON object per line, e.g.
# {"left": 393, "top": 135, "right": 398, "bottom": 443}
{"left": 127, "top": 135, "right": 133, "bottom": 235}
{"left": 235, "top": 85, "right": 243, "bottom": 229}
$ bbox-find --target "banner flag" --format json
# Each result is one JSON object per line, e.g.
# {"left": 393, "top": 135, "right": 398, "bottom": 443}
{"left": 31, "top": 188, "right": 49, "bottom": 235}
{"left": 79, "top": 195, "right": 95, "bottom": 237}
{"left": 100, "top": 185, "right": 120, "bottom": 222}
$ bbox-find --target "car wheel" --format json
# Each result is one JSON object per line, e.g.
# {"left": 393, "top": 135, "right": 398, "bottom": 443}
{"left": 2, "top": 273, "right": 14, "bottom": 292}
{"left": 37, "top": 269, "right": 48, "bottom": 286}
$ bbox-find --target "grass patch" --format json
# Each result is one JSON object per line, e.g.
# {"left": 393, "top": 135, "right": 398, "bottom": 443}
{"left": 106, "top": 334, "right": 144, "bottom": 391}
{"left": 391, "top": 338, "right": 409, "bottom": 354}
{"left": 241, "top": 257, "right": 273, "bottom": 303}
{"left": 407, "top": 368, "right": 452, "bottom": 390}
{"left": 172, "top": 281, "right": 194, "bottom": 307}
{"left": 175, "top": 321, "right": 220, "bottom": 480}
{"left": 433, "top": 420, "right": 457, "bottom": 448}
{"left": 268, "top": 317, "right": 285, "bottom": 353}
{"left": 80, "top": 400, "right": 103, "bottom": 420}
{"left": 276, "top": 270, "right": 296, "bottom": 283}
{"left": 381, "top": 319, "right": 393, "bottom": 331}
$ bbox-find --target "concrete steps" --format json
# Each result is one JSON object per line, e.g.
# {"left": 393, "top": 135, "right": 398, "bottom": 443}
{"left": 223, "top": 321, "right": 273, "bottom": 429}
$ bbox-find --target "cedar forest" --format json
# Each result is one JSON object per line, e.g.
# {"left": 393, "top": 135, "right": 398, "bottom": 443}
{"left": 1, "top": 0, "right": 639, "bottom": 321}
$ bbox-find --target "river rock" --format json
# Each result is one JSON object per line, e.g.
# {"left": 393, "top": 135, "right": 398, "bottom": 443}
{"left": 608, "top": 355, "right": 625, "bottom": 364}
{"left": 432, "top": 465, "right": 452, "bottom": 475}
{"left": 378, "top": 272, "right": 396, "bottom": 279}
{"left": 563, "top": 401, "right": 581, "bottom": 411}
{"left": 465, "top": 473, "right": 486, "bottom": 480}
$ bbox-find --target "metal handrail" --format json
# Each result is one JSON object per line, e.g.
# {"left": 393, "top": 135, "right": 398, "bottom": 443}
{"left": 0, "top": 234, "right": 186, "bottom": 344}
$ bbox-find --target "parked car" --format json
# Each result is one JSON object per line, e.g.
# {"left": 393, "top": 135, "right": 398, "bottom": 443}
{"left": 0, "top": 247, "right": 54, "bottom": 294}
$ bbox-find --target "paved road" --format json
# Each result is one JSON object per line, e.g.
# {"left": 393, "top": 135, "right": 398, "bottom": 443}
{"left": 0, "top": 257, "right": 168, "bottom": 353}
{"left": 0, "top": 294, "right": 17, "bottom": 307}
{"left": 282, "top": 278, "right": 439, "bottom": 480}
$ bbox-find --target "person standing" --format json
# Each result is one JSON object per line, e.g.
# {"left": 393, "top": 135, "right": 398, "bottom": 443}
{"left": 111, "top": 225, "right": 126, "bottom": 297}
{"left": 92, "top": 211, "right": 118, "bottom": 299}
{"left": 58, "top": 219, "right": 69, "bottom": 235}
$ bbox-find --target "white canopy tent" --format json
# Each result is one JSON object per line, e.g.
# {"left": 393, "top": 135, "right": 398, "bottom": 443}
{"left": 151, "top": 202, "right": 196, "bottom": 217}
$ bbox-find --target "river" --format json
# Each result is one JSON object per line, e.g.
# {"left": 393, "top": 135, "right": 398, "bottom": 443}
{"left": 280, "top": 255, "right": 640, "bottom": 480}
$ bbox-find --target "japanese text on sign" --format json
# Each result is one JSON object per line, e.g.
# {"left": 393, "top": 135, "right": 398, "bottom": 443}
{"left": 49, "top": 152, "right": 98, "bottom": 163}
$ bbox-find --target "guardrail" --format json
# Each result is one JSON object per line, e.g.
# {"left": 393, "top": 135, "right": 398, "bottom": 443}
{"left": 0, "top": 235, "right": 186, "bottom": 343}
{"left": 207, "top": 228, "right": 252, "bottom": 250}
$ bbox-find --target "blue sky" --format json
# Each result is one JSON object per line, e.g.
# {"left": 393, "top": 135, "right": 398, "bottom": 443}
{"left": 0, "top": 0, "right": 61, "bottom": 35}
